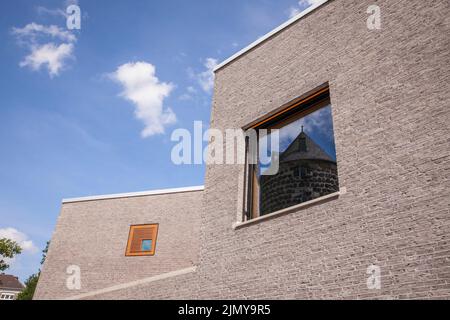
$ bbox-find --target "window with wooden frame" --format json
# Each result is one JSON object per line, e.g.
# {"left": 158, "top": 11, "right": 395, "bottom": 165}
{"left": 125, "top": 224, "right": 159, "bottom": 256}
{"left": 242, "top": 86, "right": 339, "bottom": 221}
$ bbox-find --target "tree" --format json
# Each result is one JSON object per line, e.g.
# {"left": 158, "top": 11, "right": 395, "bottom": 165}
{"left": 40, "top": 241, "right": 50, "bottom": 265}
{"left": 16, "top": 273, "right": 39, "bottom": 300}
{"left": 0, "top": 238, "right": 22, "bottom": 271}
{"left": 16, "top": 241, "right": 50, "bottom": 300}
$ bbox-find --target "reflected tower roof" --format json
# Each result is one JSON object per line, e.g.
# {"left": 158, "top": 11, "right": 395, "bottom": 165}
{"left": 280, "top": 128, "right": 335, "bottom": 163}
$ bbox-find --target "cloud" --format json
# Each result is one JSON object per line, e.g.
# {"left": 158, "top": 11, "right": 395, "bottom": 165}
{"left": 112, "top": 61, "right": 176, "bottom": 137}
{"left": 12, "top": 23, "right": 77, "bottom": 77}
{"left": 187, "top": 86, "right": 197, "bottom": 94}
{"left": 36, "top": 6, "right": 67, "bottom": 18}
{"left": 192, "top": 58, "right": 218, "bottom": 93}
{"left": 36, "top": 2, "right": 88, "bottom": 22}
{"left": 0, "top": 228, "right": 38, "bottom": 254}
{"left": 288, "top": 0, "right": 324, "bottom": 18}
{"left": 20, "top": 43, "right": 74, "bottom": 77}
{"left": 277, "top": 105, "right": 334, "bottom": 152}
{"left": 299, "top": 0, "right": 324, "bottom": 6}
{"left": 12, "top": 23, "right": 76, "bottom": 43}
{"left": 179, "top": 93, "right": 192, "bottom": 101}
{"left": 65, "top": 0, "right": 79, "bottom": 6}
{"left": 288, "top": 7, "right": 302, "bottom": 18}
{"left": 178, "top": 86, "right": 197, "bottom": 101}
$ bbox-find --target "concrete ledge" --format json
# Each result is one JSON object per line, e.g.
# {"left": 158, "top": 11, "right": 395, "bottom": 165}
{"left": 233, "top": 187, "right": 346, "bottom": 230}
{"left": 62, "top": 185, "right": 204, "bottom": 204}
{"left": 65, "top": 266, "right": 197, "bottom": 300}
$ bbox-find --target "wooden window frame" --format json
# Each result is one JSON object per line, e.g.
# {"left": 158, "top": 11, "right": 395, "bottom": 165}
{"left": 242, "top": 86, "right": 332, "bottom": 220}
{"left": 125, "top": 224, "right": 159, "bottom": 256}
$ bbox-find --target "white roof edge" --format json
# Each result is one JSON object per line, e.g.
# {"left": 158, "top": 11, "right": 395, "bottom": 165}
{"left": 62, "top": 185, "right": 205, "bottom": 204}
{"left": 213, "top": 0, "right": 329, "bottom": 72}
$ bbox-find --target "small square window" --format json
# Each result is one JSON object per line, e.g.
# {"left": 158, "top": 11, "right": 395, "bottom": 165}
{"left": 125, "top": 224, "right": 158, "bottom": 256}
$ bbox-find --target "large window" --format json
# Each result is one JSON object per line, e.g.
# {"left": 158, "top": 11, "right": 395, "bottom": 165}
{"left": 243, "top": 87, "right": 339, "bottom": 220}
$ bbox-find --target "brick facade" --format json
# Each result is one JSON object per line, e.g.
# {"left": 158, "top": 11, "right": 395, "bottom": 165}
{"left": 35, "top": 0, "right": 450, "bottom": 299}
{"left": 34, "top": 190, "right": 203, "bottom": 299}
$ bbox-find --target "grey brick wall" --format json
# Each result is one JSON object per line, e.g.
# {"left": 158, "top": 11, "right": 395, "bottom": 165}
{"left": 196, "top": 0, "right": 449, "bottom": 299}
{"left": 195, "top": 0, "right": 449, "bottom": 299}
{"left": 36, "top": 0, "right": 450, "bottom": 299}
{"left": 33, "top": 190, "right": 203, "bottom": 299}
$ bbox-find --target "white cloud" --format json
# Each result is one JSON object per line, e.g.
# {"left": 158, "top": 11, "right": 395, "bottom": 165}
{"left": 195, "top": 58, "right": 218, "bottom": 93}
{"left": 179, "top": 86, "right": 197, "bottom": 101}
{"left": 187, "top": 86, "right": 197, "bottom": 94}
{"left": 0, "top": 228, "right": 38, "bottom": 254}
{"left": 276, "top": 104, "right": 334, "bottom": 153}
{"left": 288, "top": 0, "right": 324, "bottom": 18}
{"left": 112, "top": 62, "right": 176, "bottom": 137}
{"left": 20, "top": 43, "right": 74, "bottom": 77}
{"left": 299, "top": 0, "right": 324, "bottom": 6}
{"left": 12, "top": 23, "right": 76, "bottom": 43}
{"left": 12, "top": 23, "right": 77, "bottom": 77}
{"left": 36, "top": 2, "right": 87, "bottom": 21}
{"left": 179, "top": 93, "right": 192, "bottom": 101}
{"left": 288, "top": 7, "right": 301, "bottom": 18}
{"left": 36, "top": 6, "right": 67, "bottom": 18}
{"left": 65, "top": 0, "right": 79, "bottom": 6}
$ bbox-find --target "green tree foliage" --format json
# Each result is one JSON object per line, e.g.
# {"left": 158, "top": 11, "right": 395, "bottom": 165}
{"left": 16, "top": 273, "right": 39, "bottom": 300}
{"left": 40, "top": 241, "right": 50, "bottom": 265}
{"left": 0, "top": 238, "right": 22, "bottom": 271}
{"left": 16, "top": 241, "right": 50, "bottom": 300}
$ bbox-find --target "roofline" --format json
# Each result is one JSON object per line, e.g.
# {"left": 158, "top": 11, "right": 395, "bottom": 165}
{"left": 213, "top": 0, "right": 329, "bottom": 72}
{"left": 0, "top": 286, "right": 23, "bottom": 291}
{"left": 62, "top": 185, "right": 204, "bottom": 204}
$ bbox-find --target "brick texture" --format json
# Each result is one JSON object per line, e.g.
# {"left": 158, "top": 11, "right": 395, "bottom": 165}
{"left": 33, "top": 190, "right": 203, "bottom": 299}
{"left": 36, "top": 0, "right": 450, "bottom": 299}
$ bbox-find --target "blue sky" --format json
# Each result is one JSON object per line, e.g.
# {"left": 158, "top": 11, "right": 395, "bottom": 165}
{"left": 0, "top": 0, "right": 317, "bottom": 281}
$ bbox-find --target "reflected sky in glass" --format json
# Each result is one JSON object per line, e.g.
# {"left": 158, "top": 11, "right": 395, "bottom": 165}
{"left": 141, "top": 239, "right": 152, "bottom": 251}
{"left": 259, "top": 104, "right": 336, "bottom": 174}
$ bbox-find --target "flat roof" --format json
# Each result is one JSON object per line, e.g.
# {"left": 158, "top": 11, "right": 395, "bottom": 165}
{"left": 62, "top": 185, "right": 204, "bottom": 203}
{"left": 213, "top": 0, "right": 329, "bottom": 72}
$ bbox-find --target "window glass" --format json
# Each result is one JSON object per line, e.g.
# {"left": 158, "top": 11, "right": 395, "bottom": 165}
{"left": 141, "top": 239, "right": 152, "bottom": 251}
{"left": 247, "top": 91, "right": 339, "bottom": 219}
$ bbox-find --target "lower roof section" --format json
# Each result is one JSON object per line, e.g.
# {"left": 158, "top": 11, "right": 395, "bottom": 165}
{"left": 62, "top": 185, "right": 204, "bottom": 204}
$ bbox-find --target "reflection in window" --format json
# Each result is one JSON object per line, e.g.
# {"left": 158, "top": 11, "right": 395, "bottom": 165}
{"left": 244, "top": 88, "right": 339, "bottom": 219}
{"left": 141, "top": 239, "right": 152, "bottom": 251}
